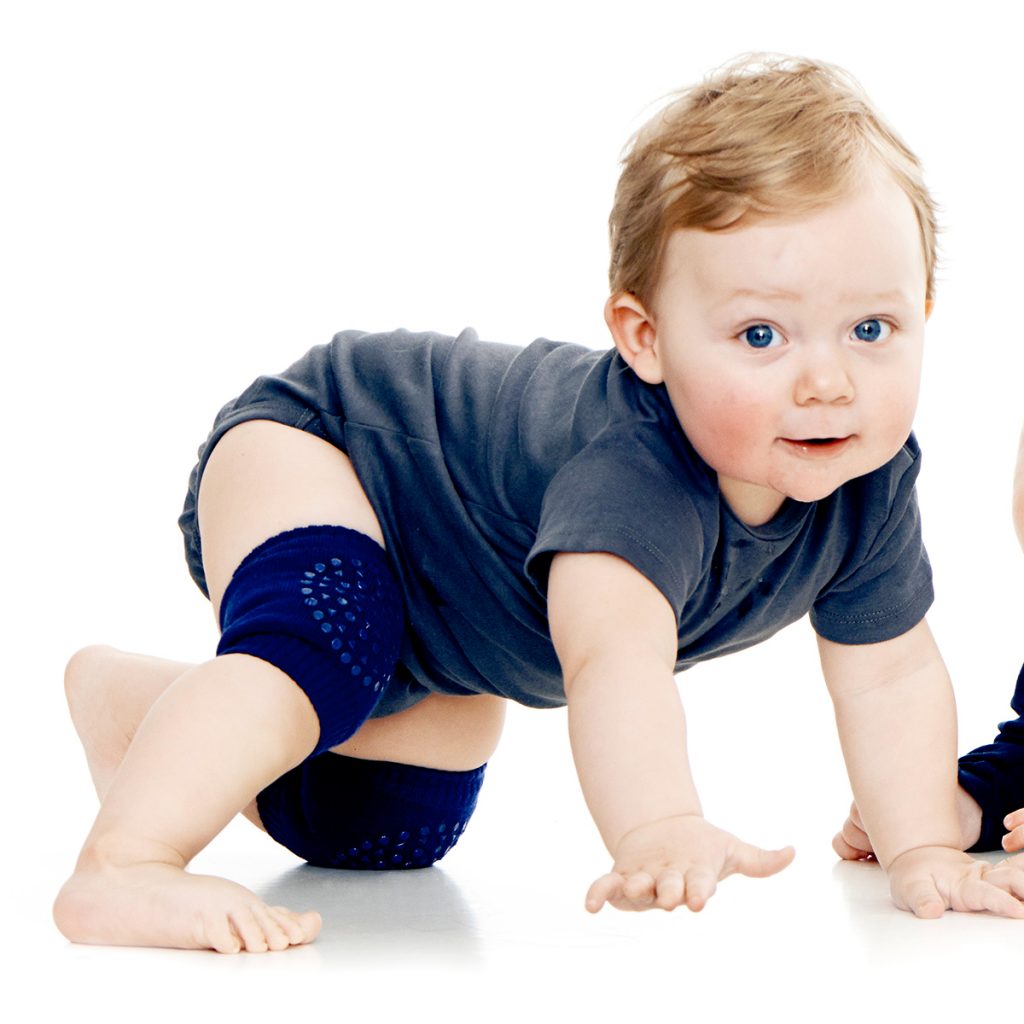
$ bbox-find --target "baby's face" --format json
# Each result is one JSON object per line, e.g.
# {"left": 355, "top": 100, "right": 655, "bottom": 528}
{"left": 645, "top": 166, "right": 928, "bottom": 525}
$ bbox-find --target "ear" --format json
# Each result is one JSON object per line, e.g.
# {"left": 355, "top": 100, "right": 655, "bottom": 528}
{"left": 924, "top": 298, "right": 934, "bottom": 320}
{"left": 604, "top": 292, "right": 664, "bottom": 385}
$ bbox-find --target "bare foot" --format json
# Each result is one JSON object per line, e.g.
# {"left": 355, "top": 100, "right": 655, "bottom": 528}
{"left": 54, "top": 862, "right": 321, "bottom": 953}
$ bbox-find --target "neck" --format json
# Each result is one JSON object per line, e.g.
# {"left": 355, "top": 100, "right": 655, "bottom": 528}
{"left": 717, "top": 475, "right": 787, "bottom": 527}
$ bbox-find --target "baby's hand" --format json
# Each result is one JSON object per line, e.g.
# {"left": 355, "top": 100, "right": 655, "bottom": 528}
{"left": 585, "top": 814, "right": 795, "bottom": 913}
{"left": 979, "top": 851, "right": 1024, "bottom": 903}
{"left": 1003, "top": 809, "right": 1024, "bottom": 853}
{"left": 888, "top": 846, "right": 1024, "bottom": 918}
{"left": 832, "top": 801, "right": 874, "bottom": 860}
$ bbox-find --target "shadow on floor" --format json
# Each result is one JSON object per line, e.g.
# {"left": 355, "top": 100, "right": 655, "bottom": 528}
{"left": 256, "top": 863, "right": 484, "bottom": 965}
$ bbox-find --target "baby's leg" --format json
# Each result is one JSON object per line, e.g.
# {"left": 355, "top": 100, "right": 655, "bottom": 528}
{"left": 63, "top": 646, "right": 266, "bottom": 829}
{"left": 63, "top": 644, "right": 505, "bottom": 829}
{"left": 54, "top": 420, "right": 388, "bottom": 953}
{"left": 65, "top": 647, "right": 192, "bottom": 800}
{"left": 55, "top": 652, "right": 322, "bottom": 952}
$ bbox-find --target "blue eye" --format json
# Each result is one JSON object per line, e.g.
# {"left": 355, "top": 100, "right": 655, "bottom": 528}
{"left": 743, "top": 324, "right": 777, "bottom": 349}
{"left": 852, "top": 319, "right": 891, "bottom": 343}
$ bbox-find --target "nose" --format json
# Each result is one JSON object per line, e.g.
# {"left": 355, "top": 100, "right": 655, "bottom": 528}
{"left": 793, "top": 345, "right": 854, "bottom": 406}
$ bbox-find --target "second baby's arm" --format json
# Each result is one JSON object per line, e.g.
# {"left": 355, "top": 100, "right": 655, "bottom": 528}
{"left": 548, "top": 551, "right": 794, "bottom": 913}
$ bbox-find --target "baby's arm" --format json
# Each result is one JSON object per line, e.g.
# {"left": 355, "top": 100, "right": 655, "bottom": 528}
{"left": 548, "top": 551, "right": 793, "bottom": 913}
{"left": 837, "top": 424, "right": 1024, "bottom": 860}
{"left": 834, "top": 786, "right": 982, "bottom": 859}
{"left": 820, "top": 621, "right": 1024, "bottom": 917}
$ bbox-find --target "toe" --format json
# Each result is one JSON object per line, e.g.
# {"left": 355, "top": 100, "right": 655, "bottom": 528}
{"left": 252, "top": 904, "right": 292, "bottom": 951}
{"left": 230, "top": 906, "right": 270, "bottom": 953}
{"left": 269, "top": 905, "right": 307, "bottom": 946}
{"left": 296, "top": 910, "right": 322, "bottom": 944}
{"left": 201, "top": 913, "right": 242, "bottom": 954}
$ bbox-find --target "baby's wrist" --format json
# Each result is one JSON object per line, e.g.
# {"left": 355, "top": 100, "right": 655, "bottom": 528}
{"left": 609, "top": 811, "right": 705, "bottom": 856}
{"left": 884, "top": 839, "right": 965, "bottom": 874}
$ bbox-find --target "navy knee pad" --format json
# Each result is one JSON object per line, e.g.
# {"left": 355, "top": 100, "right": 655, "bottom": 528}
{"left": 256, "top": 753, "right": 486, "bottom": 870}
{"left": 217, "top": 525, "right": 404, "bottom": 757}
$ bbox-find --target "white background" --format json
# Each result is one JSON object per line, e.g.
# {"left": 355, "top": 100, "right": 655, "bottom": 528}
{"left": 4, "top": 0, "right": 1024, "bottom": 1018}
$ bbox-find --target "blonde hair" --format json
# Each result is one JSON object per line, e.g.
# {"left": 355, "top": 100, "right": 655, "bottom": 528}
{"left": 608, "top": 55, "right": 938, "bottom": 305}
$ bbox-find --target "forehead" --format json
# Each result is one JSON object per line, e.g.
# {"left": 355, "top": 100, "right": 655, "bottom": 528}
{"left": 658, "top": 170, "right": 926, "bottom": 307}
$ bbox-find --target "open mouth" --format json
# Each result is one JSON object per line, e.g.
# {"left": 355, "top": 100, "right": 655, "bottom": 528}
{"left": 780, "top": 436, "right": 853, "bottom": 456}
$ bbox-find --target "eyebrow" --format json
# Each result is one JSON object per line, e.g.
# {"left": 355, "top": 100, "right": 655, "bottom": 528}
{"left": 721, "top": 288, "right": 802, "bottom": 304}
{"left": 718, "top": 287, "right": 913, "bottom": 307}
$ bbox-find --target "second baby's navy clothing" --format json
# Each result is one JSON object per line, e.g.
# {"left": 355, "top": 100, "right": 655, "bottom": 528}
{"left": 960, "top": 664, "right": 1024, "bottom": 851}
{"left": 179, "top": 328, "right": 934, "bottom": 718}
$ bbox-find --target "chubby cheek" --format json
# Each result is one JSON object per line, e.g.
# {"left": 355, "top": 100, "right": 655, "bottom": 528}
{"left": 669, "top": 383, "right": 775, "bottom": 476}
{"left": 874, "top": 344, "right": 923, "bottom": 444}
{"left": 868, "top": 374, "right": 920, "bottom": 462}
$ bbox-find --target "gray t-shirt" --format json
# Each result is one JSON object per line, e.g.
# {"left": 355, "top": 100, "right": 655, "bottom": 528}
{"left": 180, "top": 328, "right": 933, "bottom": 716}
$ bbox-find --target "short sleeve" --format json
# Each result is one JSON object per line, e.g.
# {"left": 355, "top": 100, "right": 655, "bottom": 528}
{"left": 810, "top": 442, "right": 933, "bottom": 645}
{"left": 525, "top": 426, "right": 707, "bottom": 617}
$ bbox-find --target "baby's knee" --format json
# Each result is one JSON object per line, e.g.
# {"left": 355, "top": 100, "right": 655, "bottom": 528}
{"left": 63, "top": 645, "right": 120, "bottom": 717}
{"left": 216, "top": 525, "right": 404, "bottom": 757}
{"left": 257, "top": 753, "right": 487, "bottom": 870}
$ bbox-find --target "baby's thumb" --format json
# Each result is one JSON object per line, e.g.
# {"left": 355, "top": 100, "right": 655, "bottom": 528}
{"left": 732, "top": 843, "right": 796, "bottom": 879}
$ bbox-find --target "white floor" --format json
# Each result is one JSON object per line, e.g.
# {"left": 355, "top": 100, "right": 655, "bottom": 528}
{"left": 7, "top": 3, "right": 1024, "bottom": 1018}
{"left": 11, "top": 623, "right": 1024, "bottom": 1021}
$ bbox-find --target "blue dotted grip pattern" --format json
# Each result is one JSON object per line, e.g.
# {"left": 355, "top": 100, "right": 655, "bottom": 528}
{"left": 217, "top": 525, "right": 405, "bottom": 756}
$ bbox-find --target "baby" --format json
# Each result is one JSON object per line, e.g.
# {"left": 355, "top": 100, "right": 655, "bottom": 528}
{"left": 836, "top": 424, "right": 1024, "bottom": 861}
{"left": 54, "top": 55, "right": 1024, "bottom": 954}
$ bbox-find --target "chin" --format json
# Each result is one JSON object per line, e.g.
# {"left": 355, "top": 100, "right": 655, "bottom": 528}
{"left": 776, "top": 455, "right": 887, "bottom": 504}
{"left": 780, "top": 478, "right": 846, "bottom": 504}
